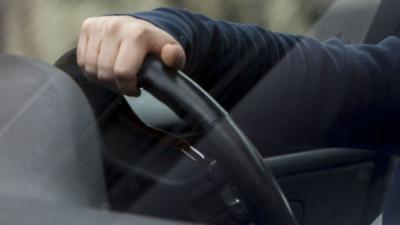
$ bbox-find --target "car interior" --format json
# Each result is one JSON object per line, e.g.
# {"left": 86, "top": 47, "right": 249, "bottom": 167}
{"left": 0, "top": 0, "right": 399, "bottom": 225}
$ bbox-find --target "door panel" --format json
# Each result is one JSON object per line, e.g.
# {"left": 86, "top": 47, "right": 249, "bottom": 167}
{"left": 266, "top": 149, "right": 398, "bottom": 225}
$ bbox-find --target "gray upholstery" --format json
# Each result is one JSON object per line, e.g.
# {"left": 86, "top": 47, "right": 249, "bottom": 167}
{"left": 0, "top": 53, "right": 193, "bottom": 225}
{"left": 0, "top": 197, "right": 193, "bottom": 225}
{"left": 0, "top": 54, "right": 106, "bottom": 207}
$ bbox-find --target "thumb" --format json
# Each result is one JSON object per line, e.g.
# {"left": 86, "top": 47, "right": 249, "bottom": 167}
{"left": 160, "top": 43, "right": 186, "bottom": 70}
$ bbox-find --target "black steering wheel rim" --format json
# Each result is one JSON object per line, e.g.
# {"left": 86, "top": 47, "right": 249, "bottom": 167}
{"left": 55, "top": 49, "right": 298, "bottom": 225}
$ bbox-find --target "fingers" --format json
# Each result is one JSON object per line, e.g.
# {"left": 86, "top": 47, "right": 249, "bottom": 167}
{"left": 97, "top": 37, "right": 120, "bottom": 82}
{"left": 85, "top": 35, "right": 102, "bottom": 77}
{"left": 76, "top": 16, "right": 187, "bottom": 96}
{"left": 161, "top": 43, "right": 186, "bottom": 70}
{"left": 77, "top": 17, "right": 102, "bottom": 80}
{"left": 114, "top": 39, "right": 147, "bottom": 96}
{"left": 77, "top": 27, "right": 88, "bottom": 68}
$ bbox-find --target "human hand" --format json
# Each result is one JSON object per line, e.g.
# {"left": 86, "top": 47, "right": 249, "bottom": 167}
{"left": 77, "top": 16, "right": 186, "bottom": 96}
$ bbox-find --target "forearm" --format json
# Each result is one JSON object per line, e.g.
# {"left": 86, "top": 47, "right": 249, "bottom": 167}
{"left": 131, "top": 8, "right": 400, "bottom": 153}
{"left": 234, "top": 36, "right": 400, "bottom": 154}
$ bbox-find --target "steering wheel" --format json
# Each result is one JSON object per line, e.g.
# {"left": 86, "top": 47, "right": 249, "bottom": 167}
{"left": 55, "top": 49, "right": 298, "bottom": 225}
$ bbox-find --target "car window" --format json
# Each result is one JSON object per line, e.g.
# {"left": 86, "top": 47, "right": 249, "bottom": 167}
{"left": 1, "top": 0, "right": 381, "bottom": 63}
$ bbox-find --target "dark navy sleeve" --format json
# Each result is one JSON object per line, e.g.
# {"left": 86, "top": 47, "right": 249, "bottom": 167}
{"left": 131, "top": 8, "right": 300, "bottom": 103}
{"left": 130, "top": 8, "right": 400, "bottom": 154}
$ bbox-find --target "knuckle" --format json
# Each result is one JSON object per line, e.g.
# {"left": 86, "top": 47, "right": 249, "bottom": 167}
{"left": 97, "top": 66, "right": 113, "bottom": 80}
{"left": 97, "top": 73, "right": 113, "bottom": 82}
{"left": 77, "top": 59, "right": 85, "bottom": 68}
{"left": 85, "top": 58, "right": 97, "bottom": 67}
{"left": 98, "top": 64, "right": 112, "bottom": 73}
{"left": 77, "top": 55, "right": 85, "bottom": 66}
{"left": 85, "top": 68, "right": 97, "bottom": 76}
{"left": 85, "top": 63, "right": 97, "bottom": 75}
{"left": 81, "top": 17, "right": 96, "bottom": 32}
{"left": 113, "top": 66, "right": 131, "bottom": 79}
{"left": 126, "top": 23, "right": 148, "bottom": 40}
{"left": 105, "top": 18, "right": 122, "bottom": 34}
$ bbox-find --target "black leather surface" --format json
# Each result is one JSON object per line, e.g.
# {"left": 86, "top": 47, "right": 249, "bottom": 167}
{"left": 0, "top": 54, "right": 106, "bottom": 207}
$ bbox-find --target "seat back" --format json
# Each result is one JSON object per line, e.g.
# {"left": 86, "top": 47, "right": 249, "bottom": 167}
{"left": 0, "top": 54, "right": 106, "bottom": 207}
